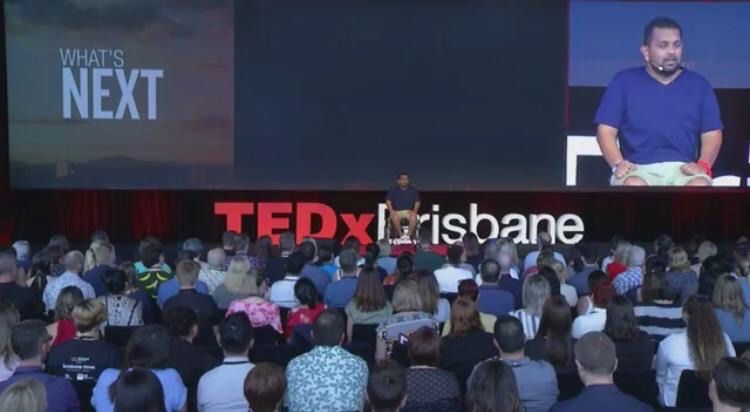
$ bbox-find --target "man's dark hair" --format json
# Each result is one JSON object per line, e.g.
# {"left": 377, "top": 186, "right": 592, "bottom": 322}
{"left": 574, "top": 332, "right": 617, "bottom": 376}
{"left": 234, "top": 234, "right": 250, "bottom": 253}
{"left": 397, "top": 172, "right": 408, "bottom": 178}
{"left": 11, "top": 320, "right": 49, "bottom": 360}
{"left": 312, "top": 308, "right": 345, "bottom": 346}
{"left": 220, "top": 313, "right": 254, "bottom": 355}
{"left": 222, "top": 230, "right": 237, "bottom": 248}
{"left": 162, "top": 307, "right": 198, "bottom": 338}
{"left": 713, "top": 357, "right": 750, "bottom": 409}
{"left": 493, "top": 315, "right": 525, "bottom": 353}
{"left": 102, "top": 268, "right": 128, "bottom": 295}
{"left": 447, "top": 244, "right": 463, "bottom": 266}
{"left": 317, "top": 243, "right": 334, "bottom": 264}
{"left": 396, "top": 254, "right": 414, "bottom": 276}
{"left": 297, "top": 242, "right": 316, "bottom": 263}
{"left": 285, "top": 251, "right": 306, "bottom": 275}
{"left": 140, "top": 242, "right": 162, "bottom": 268}
{"left": 367, "top": 360, "right": 407, "bottom": 412}
{"left": 124, "top": 325, "right": 171, "bottom": 369}
{"left": 294, "top": 277, "right": 319, "bottom": 307}
{"left": 480, "top": 259, "right": 501, "bottom": 284}
{"left": 643, "top": 17, "right": 682, "bottom": 45}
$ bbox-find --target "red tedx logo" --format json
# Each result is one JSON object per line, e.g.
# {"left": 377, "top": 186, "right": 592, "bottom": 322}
{"left": 213, "top": 202, "right": 375, "bottom": 244}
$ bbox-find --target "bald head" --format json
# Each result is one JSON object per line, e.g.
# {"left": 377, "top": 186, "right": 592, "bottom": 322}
{"left": 207, "top": 248, "right": 226, "bottom": 270}
{"left": 63, "top": 251, "right": 85, "bottom": 273}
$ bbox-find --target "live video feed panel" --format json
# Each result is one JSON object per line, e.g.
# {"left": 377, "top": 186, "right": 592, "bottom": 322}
{"left": 567, "top": 0, "right": 750, "bottom": 188}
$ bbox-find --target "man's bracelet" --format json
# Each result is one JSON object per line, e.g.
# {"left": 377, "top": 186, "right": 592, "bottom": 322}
{"left": 696, "top": 160, "right": 713, "bottom": 177}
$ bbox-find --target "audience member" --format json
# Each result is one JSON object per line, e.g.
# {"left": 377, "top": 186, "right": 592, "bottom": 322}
{"left": 572, "top": 280, "right": 614, "bottom": 339}
{"left": 549, "top": 260, "right": 579, "bottom": 307}
{"left": 523, "top": 232, "right": 565, "bottom": 273}
{"left": 92, "top": 325, "right": 187, "bottom": 412}
{"left": 269, "top": 251, "right": 307, "bottom": 309}
{"left": 476, "top": 259, "right": 516, "bottom": 316}
{"left": 0, "top": 320, "right": 79, "bottom": 412}
{"left": 416, "top": 271, "right": 451, "bottom": 322}
{"left": 42, "top": 251, "right": 95, "bottom": 313}
{"left": 285, "top": 309, "right": 368, "bottom": 412}
{"left": 0, "top": 303, "right": 20, "bottom": 382}
{"left": 711, "top": 274, "right": 750, "bottom": 342}
{"left": 665, "top": 246, "right": 699, "bottom": 304}
{"left": 198, "top": 248, "right": 227, "bottom": 294}
{"left": 297, "top": 240, "right": 331, "bottom": 296}
{"left": 605, "top": 240, "right": 631, "bottom": 281}
{"left": 434, "top": 244, "right": 473, "bottom": 294}
{"left": 111, "top": 368, "right": 167, "bottom": 412}
{"left": 634, "top": 269, "right": 684, "bottom": 342}
{"left": 213, "top": 256, "right": 254, "bottom": 310}
{"left": 163, "top": 260, "right": 221, "bottom": 348}
{"left": 367, "top": 360, "right": 408, "bottom": 412}
{"left": 244, "top": 363, "right": 286, "bottom": 412}
{"left": 197, "top": 313, "right": 255, "bottom": 411}
{"left": 442, "top": 279, "right": 497, "bottom": 335}
{"left": 47, "top": 286, "right": 83, "bottom": 347}
{"left": 118, "top": 262, "right": 155, "bottom": 324}
{"left": 100, "top": 268, "right": 143, "bottom": 326}
{"left": 0, "top": 252, "right": 43, "bottom": 320}
{"left": 655, "top": 296, "right": 736, "bottom": 407}
{"left": 135, "top": 239, "right": 173, "bottom": 300}
{"left": 709, "top": 357, "right": 750, "bottom": 412}
{"left": 82, "top": 242, "right": 116, "bottom": 296}
{"left": 549, "top": 332, "right": 652, "bottom": 412}
{"left": 413, "top": 229, "right": 445, "bottom": 272}
{"left": 285, "top": 277, "right": 326, "bottom": 341}
{"left": 324, "top": 249, "right": 360, "bottom": 308}
{"left": 226, "top": 270, "right": 282, "bottom": 335}
{"left": 603, "top": 296, "right": 654, "bottom": 371}
{"left": 376, "top": 239, "right": 398, "bottom": 275}
{"left": 509, "top": 274, "right": 550, "bottom": 340}
{"left": 404, "top": 326, "right": 461, "bottom": 411}
{"left": 526, "top": 295, "right": 576, "bottom": 372}
{"left": 612, "top": 245, "right": 646, "bottom": 296}
{"left": 346, "top": 269, "right": 393, "bottom": 341}
{"left": 465, "top": 358, "right": 523, "bottom": 412}
{"left": 567, "top": 243, "right": 600, "bottom": 296}
{"left": 0, "top": 377, "right": 47, "bottom": 412}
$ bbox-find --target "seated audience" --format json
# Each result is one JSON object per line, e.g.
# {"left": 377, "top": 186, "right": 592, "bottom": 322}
{"left": 526, "top": 295, "right": 576, "bottom": 373}
{"left": 0, "top": 320, "right": 79, "bottom": 412}
{"left": 198, "top": 248, "right": 227, "bottom": 294}
{"left": 462, "top": 233, "right": 483, "bottom": 271}
{"left": 612, "top": 245, "right": 646, "bottom": 296}
{"left": 492, "top": 315, "right": 558, "bottom": 412}
{"left": 42, "top": 251, "right": 95, "bottom": 314}
{"left": 375, "top": 280, "right": 439, "bottom": 362}
{"left": 118, "top": 262, "right": 155, "bottom": 324}
{"left": 111, "top": 368, "right": 167, "bottom": 412}
{"left": 315, "top": 243, "right": 338, "bottom": 280}
{"left": 709, "top": 357, "right": 750, "bottom": 412}
{"left": 665, "top": 246, "right": 699, "bottom": 304}
{"left": 699, "top": 254, "right": 734, "bottom": 300}
{"left": 575, "top": 270, "right": 607, "bottom": 316}
{"left": 92, "top": 325, "right": 187, "bottom": 412}
{"left": 475, "top": 259, "right": 515, "bottom": 316}
{"left": 605, "top": 240, "right": 631, "bottom": 281}
{"left": 405, "top": 326, "right": 461, "bottom": 411}
{"left": 655, "top": 296, "right": 736, "bottom": 407}
{"left": 549, "top": 260, "right": 578, "bottom": 307}
{"left": 47, "top": 299, "right": 120, "bottom": 383}
{"left": 567, "top": 243, "right": 600, "bottom": 296}
{"left": 163, "top": 260, "right": 221, "bottom": 348}
{"left": 572, "top": 280, "right": 614, "bottom": 339}
{"left": 135, "top": 240, "right": 175, "bottom": 301}
{"left": 443, "top": 279, "right": 497, "bottom": 335}
{"left": 384, "top": 254, "right": 414, "bottom": 287}
{"left": 0, "top": 377, "right": 47, "bottom": 412}
{"left": 244, "top": 363, "right": 287, "bottom": 412}
{"left": 534, "top": 255, "right": 562, "bottom": 296}
{"left": 100, "top": 268, "right": 143, "bottom": 327}
{"left": 284, "top": 277, "right": 326, "bottom": 341}
{"left": 509, "top": 274, "right": 550, "bottom": 340}
{"left": 465, "top": 358, "right": 523, "bottom": 412}
{"left": 226, "top": 270, "right": 282, "bottom": 335}
{"left": 440, "top": 297, "right": 498, "bottom": 394}
{"left": 691, "top": 240, "right": 718, "bottom": 274}
{"left": 47, "top": 286, "right": 83, "bottom": 348}
{"left": 549, "top": 332, "right": 652, "bottom": 412}
{"left": 603, "top": 296, "right": 654, "bottom": 371}
{"left": 324, "top": 249, "right": 360, "bottom": 308}
{"left": 375, "top": 239, "right": 398, "bottom": 276}
{"left": 0, "top": 304, "right": 20, "bottom": 382}
{"left": 346, "top": 269, "right": 393, "bottom": 341}
{"left": 416, "top": 271, "right": 450, "bottom": 323}
{"left": 213, "top": 256, "right": 255, "bottom": 310}
{"left": 434, "top": 245, "right": 473, "bottom": 294}
{"left": 269, "top": 251, "right": 307, "bottom": 309}
{"left": 285, "top": 309, "right": 368, "bottom": 412}
{"left": 163, "top": 307, "right": 219, "bottom": 412}
{"left": 197, "top": 313, "right": 255, "bottom": 412}
{"left": 0, "top": 252, "right": 43, "bottom": 320}
{"left": 523, "top": 232, "right": 566, "bottom": 274}
{"left": 414, "top": 229, "right": 445, "bottom": 272}
{"left": 712, "top": 274, "right": 750, "bottom": 342}
{"left": 367, "top": 360, "right": 408, "bottom": 412}
{"left": 634, "top": 269, "right": 684, "bottom": 343}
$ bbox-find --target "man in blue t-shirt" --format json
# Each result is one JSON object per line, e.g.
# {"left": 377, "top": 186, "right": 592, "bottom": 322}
{"left": 386, "top": 172, "right": 420, "bottom": 239}
{"left": 595, "top": 17, "right": 723, "bottom": 187}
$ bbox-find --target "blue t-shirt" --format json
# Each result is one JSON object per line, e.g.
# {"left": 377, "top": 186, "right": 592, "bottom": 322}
{"left": 157, "top": 278, "right": 210, "bottom": 307}
{"left": 92, "top": 368, "right": 187, "bottom": 412}
{"left": 594, "top": 67, "right": 723, "bottom": 165}
{"left": 386, "top": 185, "right": 420, "bottom": 211}
{"left": 324, "top": 277, "right": 359, "bottom": 308}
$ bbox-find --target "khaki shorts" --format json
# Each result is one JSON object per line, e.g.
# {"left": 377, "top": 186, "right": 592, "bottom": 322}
{"left": 391, "top": 210, "right": 412, "bottom": 220}
{"left": 610, "top": 161, "right": 712, "bottom": 186}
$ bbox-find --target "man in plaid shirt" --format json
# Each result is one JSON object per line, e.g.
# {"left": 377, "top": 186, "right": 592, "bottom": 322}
{"left": 613, "top": 246, "right": 646, "bottom": 295}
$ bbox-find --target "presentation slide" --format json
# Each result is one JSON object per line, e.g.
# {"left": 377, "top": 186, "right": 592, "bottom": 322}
{"left": 5, "top": 0, "right": 749, "bottom": 190}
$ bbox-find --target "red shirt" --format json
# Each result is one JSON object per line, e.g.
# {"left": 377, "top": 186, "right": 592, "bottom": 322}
{"left": 284, "top": 303, "right": 326, "bottom": 337}
{"left": 606, "top": 262, "right": 627, "bottom": 282}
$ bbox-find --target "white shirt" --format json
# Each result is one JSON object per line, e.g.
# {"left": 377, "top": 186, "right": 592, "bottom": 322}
{"left": 655, "top": 330, "right": 735, "bottom": 407}
{"left": 475, "top": 268, "right": 519, "bottom": 286}
{"left": 571, "top": 307, "right": 606, "bottom": 339}
{"left": 560, "top": 284, "right": 578, "bottom": 307}
{"left": 42, "top": 271, "right": 96, "bottom": 312}
{"left": 197, "top": 356, "right": 255, "bottom": 412}
{"left": 269, "top": 275, "right": 300, "bottom": 308}
{"left": 434, "top": 266, "right": 473, "bottom": 293}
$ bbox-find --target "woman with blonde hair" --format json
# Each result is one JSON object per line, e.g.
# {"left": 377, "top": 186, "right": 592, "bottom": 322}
{"left": 606, "top": 240, "right": 631, "bottom": 281}
{"left": 0, "top": 303, "right": 20, "bottom": 382}
{"left": 225, "top": 269, "right": 282, "bottom": 334}
{"left": 712, "top": 274, "right": 750, "bottom": 342}
{"left": 212, "top": 256, "right": 255, "bottom": 310}
{"left": 0, "top": 378, "right": 47, "bottom": 412}
{"left": 691, "top": 240, "right": 718, "bottom": 274}
{"left": 84, "top": 239, "right": 105, "bottom": 274}
{"left": 416, "top": 271, "right": 450, "bottom": 323}
{"left": 666, "top": 246, "right": 699, "bottom": 304}
{"left": 509, "top": 274, "right": 550, "bottom": 340}
{"left": 375, "top": 280, "right": 438, "bottom": 362}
